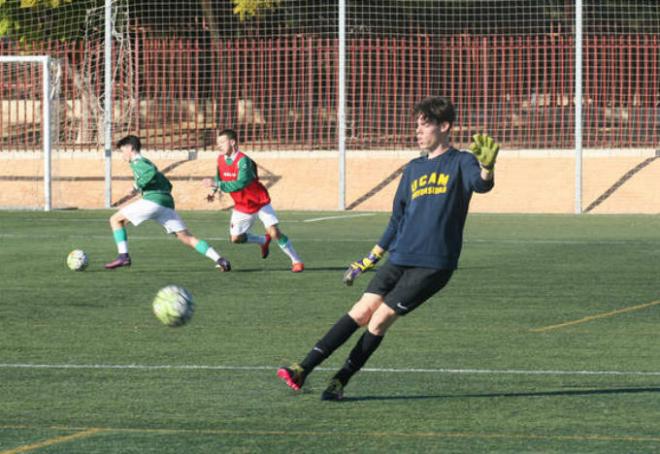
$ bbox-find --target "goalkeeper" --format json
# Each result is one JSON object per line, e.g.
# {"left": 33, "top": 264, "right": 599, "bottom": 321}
{"left": 344, "top": 132, "right": 498, "bottom": 284}
{"left": 278, "top": 96, "right": 498, "bottom": 400}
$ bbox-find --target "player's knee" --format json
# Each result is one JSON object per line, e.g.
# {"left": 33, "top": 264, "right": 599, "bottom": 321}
{"left": 368, "top": 310, "right": 398, "bottom": 336}
{"left": 109, "top": 213, "right": 123, "bottom": 227}
{"left": 231, "top": 235, "right": 246, "bottom": 244}
{"left": 267, "top": 225, "right": 281, "bottom": 240}
{"left": 348, "top": 303, "right": 373, "bottom": 327}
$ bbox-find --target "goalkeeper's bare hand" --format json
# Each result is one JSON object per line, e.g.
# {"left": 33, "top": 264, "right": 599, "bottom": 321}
{"left": 468, "top": 133, "right": 500, "bottom": 169}
{"left": 342, "top": 246, "right": 384, "bottom": 286}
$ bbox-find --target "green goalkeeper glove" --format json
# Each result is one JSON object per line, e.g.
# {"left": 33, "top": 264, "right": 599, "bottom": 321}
{"left": 468, "top": 133, "right": 500, "bottom": 170}
{"left": 343, "top": 246, "right": 384, "bottom": 286}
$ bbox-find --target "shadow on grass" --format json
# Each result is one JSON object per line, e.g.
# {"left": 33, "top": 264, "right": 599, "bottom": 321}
{"left": 111, "top": 266, "right": 350, "bottom": 273}
{"left": 213, "top": 266, "right": 348, "bottom": 273}
{"left": 342, "top": 386, "right": 660, "bottom": 402}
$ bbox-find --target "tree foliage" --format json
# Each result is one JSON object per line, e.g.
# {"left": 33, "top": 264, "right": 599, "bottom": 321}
{"left": 1, "top": 0, "right": 658, "bottom": 43}
{"left": 231, "top": 0, "right": 278, "bottom": 21}
{"left": 0, "top": 0, "right": 97, "bottom": 42}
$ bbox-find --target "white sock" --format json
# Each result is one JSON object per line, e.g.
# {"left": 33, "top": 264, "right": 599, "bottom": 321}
{"left": 279, "top": 240, "right": 301, "bottom": 263}
{"left": 117, "top": 241, "right": 128, "bottom": 254}
{"left": 205, "top": 247, "right": 221, "bottom": 262}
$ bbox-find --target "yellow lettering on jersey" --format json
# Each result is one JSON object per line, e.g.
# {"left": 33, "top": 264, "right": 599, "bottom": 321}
{"left": 410, "top": 173, "right": 450, "bottom": 200}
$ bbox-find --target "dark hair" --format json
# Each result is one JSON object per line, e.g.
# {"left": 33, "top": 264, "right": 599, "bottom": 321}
{"left": 116, "top": 135, "right": 141, "bottom": 153}
{"left": 413, "top": 96, "right": 456, "bottom": 126}
{"left": 217, "top": 128, "right": 238, "bottom": 143}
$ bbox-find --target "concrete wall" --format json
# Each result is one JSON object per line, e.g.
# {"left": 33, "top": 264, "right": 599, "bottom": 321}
{"left": 1, "top": 150, "right": 658, "bottom": 213}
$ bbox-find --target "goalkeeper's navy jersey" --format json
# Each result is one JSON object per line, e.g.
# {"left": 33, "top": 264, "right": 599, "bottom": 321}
{"left": 377, "top": 147, "right": 494, "bottom": 270}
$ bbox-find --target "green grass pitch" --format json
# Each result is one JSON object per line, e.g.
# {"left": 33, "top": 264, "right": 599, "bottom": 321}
{"left": 0, "top": 210, "right": 659, "bottom": 453}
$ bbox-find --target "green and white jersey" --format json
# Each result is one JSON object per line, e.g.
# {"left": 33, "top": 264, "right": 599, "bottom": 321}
{"left": 129, "top": 155, "right": 175, "bottom": 209}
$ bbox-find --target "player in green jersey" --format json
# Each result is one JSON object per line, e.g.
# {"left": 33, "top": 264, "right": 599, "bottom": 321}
{"left": 104, "top": 135, "right": 231, "bottom": 271}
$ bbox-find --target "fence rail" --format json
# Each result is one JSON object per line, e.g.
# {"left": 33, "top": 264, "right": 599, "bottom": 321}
{"left": 1, "top": 34, "right": 658, "bottom": 151}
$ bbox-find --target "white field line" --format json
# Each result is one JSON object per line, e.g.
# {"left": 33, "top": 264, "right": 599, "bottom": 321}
{"left": 302, "top": 213, "right": 376, "bottom": 223}
{"left": 0, "top": 216, "right": 381, "bottom": 224}
{"left": 2, "top": 363, "right": 660, "bottom": 377}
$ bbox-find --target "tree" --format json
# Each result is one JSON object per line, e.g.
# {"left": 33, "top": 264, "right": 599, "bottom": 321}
{"left": 0, "top": 0, "right": 91, "bottom": 42}
{"left": 231, "top": 0, "right": 277, "bottom": 21}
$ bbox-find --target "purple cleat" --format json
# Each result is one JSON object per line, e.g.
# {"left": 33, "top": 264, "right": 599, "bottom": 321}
{"left": 104, "top": 253, "right": 131, "bottom": 269}
{"left": 215, "top": 257, "right": 231, "bottom": 272}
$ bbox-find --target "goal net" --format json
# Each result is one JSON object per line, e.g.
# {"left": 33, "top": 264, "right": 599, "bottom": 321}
{"left": 0, "top": 56, "right": 61, "bottom": 210}
{"left": 0, "top": 0, "right": 132, "bottom": 210}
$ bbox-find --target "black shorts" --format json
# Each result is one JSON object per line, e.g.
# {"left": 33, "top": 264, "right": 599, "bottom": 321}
{"left": 365, "top": 261, "right": 454, "bottom": 315}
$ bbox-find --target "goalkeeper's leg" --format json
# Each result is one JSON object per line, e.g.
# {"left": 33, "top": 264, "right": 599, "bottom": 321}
{"left": 324, "top": 305, "right": 396, "bottom": 400}
{"left": 278, "top": 293, "right": 383, "bottom": 390}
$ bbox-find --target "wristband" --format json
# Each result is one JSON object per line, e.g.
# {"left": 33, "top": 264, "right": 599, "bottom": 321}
{"left": 369, "top": 247, "right": 383, "bottom": 260}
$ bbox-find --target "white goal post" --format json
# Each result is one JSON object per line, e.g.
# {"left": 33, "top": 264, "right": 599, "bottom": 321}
{"left": 0, "top": 55, "right": 57, "bottom": 211}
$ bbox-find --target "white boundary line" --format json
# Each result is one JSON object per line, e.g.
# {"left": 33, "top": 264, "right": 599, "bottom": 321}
{"left": 302, "top": 213, "right": 376, "bottom": 223}
{"left": 2, "top": 363, "right": 660, "bottom": 377}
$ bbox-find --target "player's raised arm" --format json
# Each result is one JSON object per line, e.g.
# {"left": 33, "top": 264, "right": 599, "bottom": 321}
{"left": 468, "top": 133, "right": 499, "bottom": 182}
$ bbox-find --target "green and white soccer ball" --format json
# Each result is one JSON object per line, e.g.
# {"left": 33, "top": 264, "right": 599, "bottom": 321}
{"left": 66, "top": 249, "right": 89, "bottom": 271}
{"left": 152, "top": 285, "right": 195, "bottom": 327}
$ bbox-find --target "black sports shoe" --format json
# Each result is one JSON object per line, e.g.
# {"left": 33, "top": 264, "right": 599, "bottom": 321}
{"left": 277, "top": 363, "right": 306, "bottom": 391}
{"left": 321, "top": 378, "right": 344, "bottom": 401}
{"left": 215, "top": 257, "right": 231, "bottom": 272}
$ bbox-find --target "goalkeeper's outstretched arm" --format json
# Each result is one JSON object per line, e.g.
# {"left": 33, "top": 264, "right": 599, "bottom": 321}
{"left": 468, "top": 133, "right": 499, "bottom": 182}
{"left": 342, "top": 244, "right": 386, "bottom": 286}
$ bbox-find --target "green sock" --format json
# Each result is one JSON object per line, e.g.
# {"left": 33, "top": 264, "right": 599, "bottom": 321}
{"left": 113, "top": 227, "right": 127, "bottom": 243}
{"left": 194, "top": 240, "right": 210, "bottom": 255}
{"left": 195, "top": 239, "right": 221, "bottom": 262}
{"left": 113, "top": 227, "right": 128, "bottom": 254}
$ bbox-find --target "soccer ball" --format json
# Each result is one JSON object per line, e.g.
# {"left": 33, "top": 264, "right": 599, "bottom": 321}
{"left": 66, "top": 249, "right": 89, "bottom": 271}
{"left": 152, "top": 285, "right": 195, "bottom": 327}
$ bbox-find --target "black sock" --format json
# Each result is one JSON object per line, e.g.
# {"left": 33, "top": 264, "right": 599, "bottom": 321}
{"left": 334, "top": 330, "right": 384, "bottom": 386}
{"left": 300, "top": 314, "right": 359, "bottom": 373}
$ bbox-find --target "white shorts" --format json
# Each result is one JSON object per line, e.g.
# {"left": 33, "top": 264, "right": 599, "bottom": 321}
{"left": 120, "top": 199, "right": 187, "bottom": 234}
{"left": 230, "top": 204, "right": 279, "bottom": 236}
